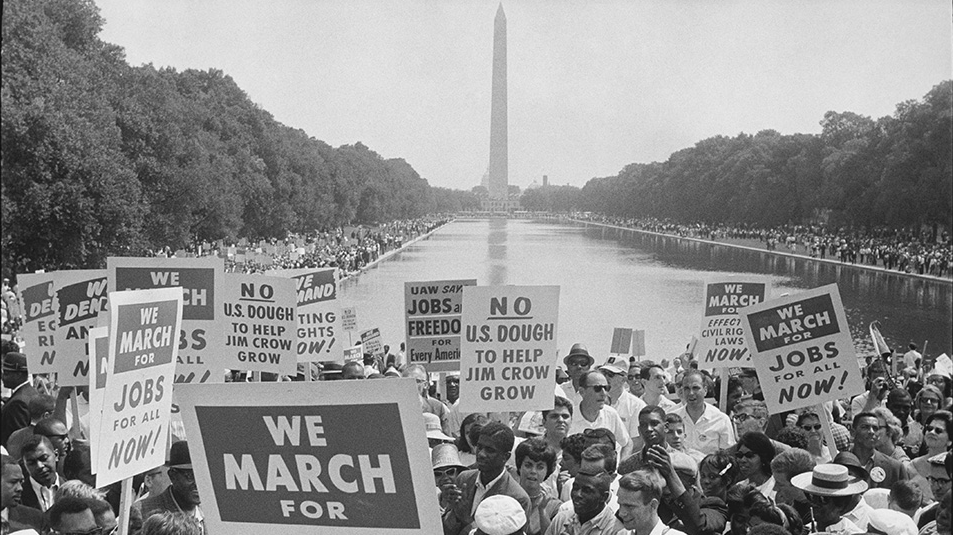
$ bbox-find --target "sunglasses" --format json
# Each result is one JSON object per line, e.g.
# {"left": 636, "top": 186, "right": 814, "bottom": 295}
{"left": 926, "top": 425, "right": 948, "bottom": 434}
{"left": 920, "top": 398, "right": 940, "bottom": 405}
{"left": 800, "top": 424, "right": 822, "bottom": 431}
{"left": 735, "top": 450, "right": 758, "bottom": 459}
{"left": 588, "top": 385, "right": 610, "bottom": 393}
{"left": 434, "top": 467, "right": 460, "bottom": 478}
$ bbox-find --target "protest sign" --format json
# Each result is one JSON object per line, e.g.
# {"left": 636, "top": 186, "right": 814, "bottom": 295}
{"left": 87, "top": 326, "right": 109, "bottom": 473}
{"left": 273, "top": 268, "right": 341, "bottom": 362}
{"left": 459, "top": 285, "right": 559, "bottom": 412}
{"left": 175, "top": 380, "right": 441, "bottom": 534}
{"left": 360, "top": 328, "right": 384, "bottom": 359}
{"left": 109, "top": 257, "right": 225, "bottom": 385}
{"left": 341, "top": 307, "right": 357, "bottom": 332}
{"left": 53, "top": 270, "right": 108, "bottom": 386}
{"left": 96, "top": 288, "right": 183, "bottom": 488}
{"left": 697, "top": 280, "right": 768, "bottom": 369}
{"left": 16, "top": 272, "right": 58, "bottom": 375}
{"left": 221, "top": 274, "right": 297, "bottom": 376}
{"left": 739, "top": 284, "right": 864, "bottom": 413}
{"left": 633, "top": 329, "right": 646, "bottom": 356}
{"left": 609, "top": 328, "right": 632, "bottom": 355}
{"left": 404, "top": 279, "right": 476, "bottom": 372}
{"left": 343, "top": 345, "right": 363, "bottom": 362}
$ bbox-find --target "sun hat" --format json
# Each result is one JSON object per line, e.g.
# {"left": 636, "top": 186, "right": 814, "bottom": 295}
{"left": 563, "top": 343, "right": 594, "bottom": 367}
{"left": 473, "top": 495, "right": 527, "bottom": 535}
{"left": 423, "top": 413, "right": 453, "bottom": 442}
{"left": 599, "top": 356, "right": 627, "bottom": 375}
{"left": 431, "top": 443, "right": 467, "bottom": 471}
{"left": 791, "top": 463, "right": 868, "bottom": 496}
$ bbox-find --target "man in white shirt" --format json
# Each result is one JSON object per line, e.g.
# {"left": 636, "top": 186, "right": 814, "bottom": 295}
{"left": 617, "top": 469, "right": 687, "bottom": 535}
{"left": 19, "top": 436, "right": 62, "bottom": 512}
{"left": 600, "top": 358, "right": 646, "bottom": 451}
{"left": 569, "top": 371, "right": 631, "bottom": 457}
{"left": 639, "top": 362, "right": 678, "bottom": 412}
{"left": 673, "top": 370, "right": 735, "bottom": 455}
{"left": 850, "top": 360, "right": 890, "bottom": 415}
{"left": 902, "top": 343, "right": 921, "bottom": 369}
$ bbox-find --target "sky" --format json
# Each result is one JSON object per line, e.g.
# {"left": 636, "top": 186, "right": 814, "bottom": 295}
{"left": 95, "top": 0, "right": 952, "bottom": 191}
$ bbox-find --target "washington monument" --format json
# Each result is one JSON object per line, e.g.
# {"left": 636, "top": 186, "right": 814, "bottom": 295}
{"left": 487, "top": 4, "right": 508, "bottom": 200}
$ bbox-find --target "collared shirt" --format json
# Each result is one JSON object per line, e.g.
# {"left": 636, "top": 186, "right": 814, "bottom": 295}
{"left": 673, "top": 403, "right": 735, "bottom": 455}
{"left": 545, "top": 503, "right": 623, "bottom": 535}
{"left": 612, "top": 391, "right": 646, "bottom": 440}
{"left": 569, "top": 405, "right": 630, "bottom": 452}
{"left": 29, "top": 473, "right": 61, "bottom": 511}
{"left": 471, "top": 469, "right": 508, "bottom": 516}
{"left": 842, "top": 495, "right": 872, "bottom": 530}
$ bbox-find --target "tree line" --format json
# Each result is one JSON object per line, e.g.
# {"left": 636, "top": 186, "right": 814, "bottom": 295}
{"left": 1, "top": 0, "right": 480, "bottom": 277}
{"left": 523, "top": 81, "right": 951, "bottom": 237}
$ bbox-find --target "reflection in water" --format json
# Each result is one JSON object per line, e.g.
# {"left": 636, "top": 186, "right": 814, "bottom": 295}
{"left": 486, "top": 219, "right": 508, "bottom": 285}
{"left": 339, "top": 220, "right": 951, "bottom": 360}
{"left": 585, "top": 225, "right": 952, "bottom": 355}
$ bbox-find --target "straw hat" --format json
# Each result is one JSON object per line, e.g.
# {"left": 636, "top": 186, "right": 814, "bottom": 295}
{"left": 563, "top": 343, "right": 594, "bottom": 367}
{"left": 431, "top": 443, "right": 467, "bottom": 471}
{"left": 423, "top": 413, "right": 453, "bottom": 442}
{"left": 791, "top": 463, "right": 868, "bottom": 496}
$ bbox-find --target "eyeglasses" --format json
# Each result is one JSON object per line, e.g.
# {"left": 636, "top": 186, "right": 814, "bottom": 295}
{"left": 926, "top": 425, "right": 948, "bottom": 434}
{"left": 732, "top": 413, "right": 759, "bottom": 423}
{"left": 807, "top": 493, "right": 833, "bottom": 505}
{"left": 920, "top": 398, "right": 940, "bottom": 405}
{"left": 735, "top": 450, "right": 758, "bottom": 459}
{"left": 927, "top": 475, "right": 952, "bottom": 485}
{"left": 587, "top": 385, "right": 610, "bottom": 393}
{"left": 800, "top": 424, "right": 822, "bottom": 431}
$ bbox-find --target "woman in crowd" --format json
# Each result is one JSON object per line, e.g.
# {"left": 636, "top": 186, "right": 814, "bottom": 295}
{"left": 513, "top": 438, "right": 561, "bottom": 535}
{"left": 455, "top": 413, "right": 488, "bottom": 467}
{"left": 735, "top": 432, "right": 776, "bottom": 500}
{"left": 872, "top": 407, "right": 913, "bottom": 465}
{"left": 912, "top": 410, "right": 952, "bottom": 502}
{"left": 925, "top": 373, "right": 953, "bottom": 408}
{"left": 698, "top": 451, "right": 738, "bottom": 504}
{"left": 915, "top": 385, "right": 945, "bottom": 431}
{"left": 795, "top": 411, "right": 831, "bottom": 464}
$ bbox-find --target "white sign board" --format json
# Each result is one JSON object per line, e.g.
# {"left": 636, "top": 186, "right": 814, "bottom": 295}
{"left": 459, "top": 285, "right": 559, "bottom": 413}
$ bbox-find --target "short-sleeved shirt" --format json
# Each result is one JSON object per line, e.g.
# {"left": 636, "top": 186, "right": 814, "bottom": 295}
{"left": 568, "top": 404, "right": 630, "bottom": 452}
{"left": 673, "top": 403, "right": 736, "bottom": 456}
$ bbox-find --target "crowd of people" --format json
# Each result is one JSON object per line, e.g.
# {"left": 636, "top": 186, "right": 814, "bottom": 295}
{"left": 575, "top": 214, "right": 953, "bottom": 279}
{"left": 147, "top": 215, "right": 453, "bottom": 276}
{"left": 3, "top": 333, "right": 951, "bottom": 535}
